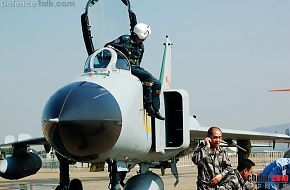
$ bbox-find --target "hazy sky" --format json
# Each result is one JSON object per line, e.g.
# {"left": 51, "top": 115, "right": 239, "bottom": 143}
{"left": 0, "top": 0, "right": 290, "bottom": 141}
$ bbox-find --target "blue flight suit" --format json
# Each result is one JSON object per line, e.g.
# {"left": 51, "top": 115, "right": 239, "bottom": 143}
{"left": 105, "top": 35, "right": 161, "bottom": 111}
{"left": 259, "top": 158, "right": 290, "bottom": 190}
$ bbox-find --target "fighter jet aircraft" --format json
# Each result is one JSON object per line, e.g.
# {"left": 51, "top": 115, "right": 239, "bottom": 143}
{"left": 1, "top": 0, "right": 290, "bottom": 189}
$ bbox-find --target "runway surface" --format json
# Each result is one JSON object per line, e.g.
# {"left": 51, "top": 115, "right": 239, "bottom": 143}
{"left": 0, "top": 166, "right": 289, "bottom": 190}
{"left": 0, "top": 166, "right": 197, "bottom": 190}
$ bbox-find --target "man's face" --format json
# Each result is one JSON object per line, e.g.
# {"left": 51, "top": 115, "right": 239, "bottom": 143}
{"left": 209, "top": 129, "right": 222, "bottom": 148}
{"left": 132, "top": 34, "right": 144, "bottom": 45}
{"left": 241, "top": 167, "right": 254, "bottom": 181}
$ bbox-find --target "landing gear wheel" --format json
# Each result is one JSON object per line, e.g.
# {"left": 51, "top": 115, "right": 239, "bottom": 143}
{"left": 55, "top": 185, "right": 63, "bottom": 190}
{"left": 68, "top": 179, "right": 83, "bottom": 190}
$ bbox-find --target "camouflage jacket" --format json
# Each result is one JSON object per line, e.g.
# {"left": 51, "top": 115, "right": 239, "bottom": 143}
{"left": 192, "top": 144, "right": 235, "bottom": 190}
{"left": 234, "top": 169, "right": 257, "bottom": 190}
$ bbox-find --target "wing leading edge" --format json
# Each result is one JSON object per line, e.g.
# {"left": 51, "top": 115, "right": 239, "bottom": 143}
{"left": 0, "top": 137, "right": 50, "bottom": 155}
{"left": 0, "top": 137, "right": 48, "bottom": 147}
{"left": 190, "top": 126, "right": 290, "bottom": 143}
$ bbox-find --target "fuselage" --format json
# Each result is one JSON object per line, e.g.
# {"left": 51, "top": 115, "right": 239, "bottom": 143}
{"left": 41, "top": 48, "right": 166, "bottom": 163}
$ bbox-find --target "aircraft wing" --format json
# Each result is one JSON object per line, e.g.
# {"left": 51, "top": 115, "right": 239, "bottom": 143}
{"left": 190, "top": 126, "right": 290, "bottom": 143}
{"left": 0, "top": 137, "right": 50, "bottom": 154}
{"left": 0, "top": 136, "right": 50, "bottom": 180}
{"left": 0, "top": 137, "right": 47, "bottom": 147}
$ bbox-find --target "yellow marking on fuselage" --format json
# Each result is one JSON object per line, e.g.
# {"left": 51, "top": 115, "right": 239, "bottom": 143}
{"left": 143, "top": 110, "right": 152, "bottom": 133}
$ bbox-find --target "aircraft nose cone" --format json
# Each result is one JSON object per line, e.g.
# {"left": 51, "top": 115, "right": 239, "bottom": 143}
{"left": 42, "top": 81, "right": 122, "bottom": 162}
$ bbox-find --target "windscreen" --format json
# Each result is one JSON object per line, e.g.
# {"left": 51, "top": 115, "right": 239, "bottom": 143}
{"left": 84, "top": 49, "right": 112, "bottom": 72}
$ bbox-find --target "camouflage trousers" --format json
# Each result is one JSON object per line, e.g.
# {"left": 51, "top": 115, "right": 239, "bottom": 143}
{"left": 197, "top": 176, "right": 240, "bottom": 190}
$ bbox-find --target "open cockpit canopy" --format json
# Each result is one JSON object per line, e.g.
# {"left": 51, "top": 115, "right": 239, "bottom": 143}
{"left": 81, "top": 0, "right": 137, "bottom": 56}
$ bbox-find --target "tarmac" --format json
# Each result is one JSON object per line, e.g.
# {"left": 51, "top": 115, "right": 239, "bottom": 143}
{"left": 0, "top": 166, "right": 197, "bottom": 190}
{"left": 0, "top": 166, "right": 289, "bottom": 190}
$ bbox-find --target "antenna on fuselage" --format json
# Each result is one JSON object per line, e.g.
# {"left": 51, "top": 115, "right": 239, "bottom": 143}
{"left": 269, "top": 88, "right": 290, "bottom": 92}
{"left": 81, "top": 0, "right": 138, "bottom": 56}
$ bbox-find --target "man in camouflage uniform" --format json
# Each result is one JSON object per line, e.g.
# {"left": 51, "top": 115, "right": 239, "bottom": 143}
{"left": 192, "top": 127, "right": 238, "bottom": 190}
{"left": 234, "top": 159, "right": 257, "bottom": 190}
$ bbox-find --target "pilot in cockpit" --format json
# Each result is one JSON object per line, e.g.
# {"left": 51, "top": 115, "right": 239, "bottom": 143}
{"left": 105, "top": 23, "right": 165, "bottom": 120}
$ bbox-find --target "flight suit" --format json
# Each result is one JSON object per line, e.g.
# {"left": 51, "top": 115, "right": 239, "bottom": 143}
{"left": 105, "top": 35, "right": 161, "bottom": 111}
{"left": 258, "top": 158, "right": 290, "bottom": 190}
{"left": 192, "top": 143, "right": 236, "bottom": 190}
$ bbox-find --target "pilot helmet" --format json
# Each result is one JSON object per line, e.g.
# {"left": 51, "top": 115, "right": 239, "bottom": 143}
{"left": 133, "top": 23, "right": 151, "bottom": 40}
